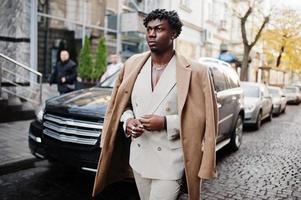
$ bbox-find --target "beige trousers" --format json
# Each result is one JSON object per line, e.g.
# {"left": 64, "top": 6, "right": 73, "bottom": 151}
{"left": 133, "top": 170, "right": 181, "bottom": 200}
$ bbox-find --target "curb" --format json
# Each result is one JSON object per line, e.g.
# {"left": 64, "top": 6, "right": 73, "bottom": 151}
{"left": 0, "top": 156, "right": 38, "bottom": 175}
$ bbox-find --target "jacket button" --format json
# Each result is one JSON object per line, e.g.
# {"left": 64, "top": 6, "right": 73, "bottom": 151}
{"left": 137, "top": 143, "right": 141, "bottom": 147}
{"left": 157, "top": 147, "right": 161, "bottom": 151}
{"left": 135, "top": 103, "right": 138, "bottom": 107}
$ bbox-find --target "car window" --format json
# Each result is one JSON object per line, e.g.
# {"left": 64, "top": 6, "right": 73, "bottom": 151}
{"left": 268, "top": 88, "right": 280, "bottom": 97}
{"left": 210, "top": 67, "right": 228, "bottom": 92}
{"left": 284, "top": 87, "right": 297, "bottom": 93}
{"left": 242, "top": 84, "right": 260, "bottom": 97}
{"left": 97, "top": 71, "right": 119, "bottom": 88}
{"left": 223, "top": 67, "right": 240, "bottom": 88}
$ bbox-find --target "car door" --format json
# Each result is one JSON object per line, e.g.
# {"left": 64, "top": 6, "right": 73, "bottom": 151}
{"left": 209, "top": 66, "right": 233, "bottom": 143}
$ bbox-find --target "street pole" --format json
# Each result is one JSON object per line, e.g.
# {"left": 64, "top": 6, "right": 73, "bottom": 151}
{"left": 82, "top": 0, "right": 87, "bottom": 46}
{"left": 116, "top": 0, "right": 122, "bottom": 54}
{"left": 30, "top": 0, "right": 38, "bottom": 82}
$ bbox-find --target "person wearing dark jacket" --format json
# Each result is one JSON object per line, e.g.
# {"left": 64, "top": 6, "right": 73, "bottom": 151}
{"left": 50, "top": 50, "right": 77, "bottom": 95}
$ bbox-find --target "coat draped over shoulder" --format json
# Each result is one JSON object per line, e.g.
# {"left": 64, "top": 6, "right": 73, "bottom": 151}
{"left": 92, "top": 51, "right": 218, "bottom": 200}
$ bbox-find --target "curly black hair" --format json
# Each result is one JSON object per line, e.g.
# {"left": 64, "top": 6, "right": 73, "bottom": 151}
{"left": 143, "top": 9, "right": 183, "bottom": 38}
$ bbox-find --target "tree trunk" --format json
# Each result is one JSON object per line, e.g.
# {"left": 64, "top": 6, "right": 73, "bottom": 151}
{"left": 240, "top": 47, "right": 251, "bottom": 81}
{"left": 276, "top": 46, "right": 285, "bottom": 67}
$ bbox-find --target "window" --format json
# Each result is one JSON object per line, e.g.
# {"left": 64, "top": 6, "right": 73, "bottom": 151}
{"left": 210, "top": 67, "right": 228, "bottom": 92}
{"left": 224, "top": 67, "right": 239, "bottom": 88}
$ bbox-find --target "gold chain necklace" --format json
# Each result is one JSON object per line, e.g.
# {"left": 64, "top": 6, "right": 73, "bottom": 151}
{"left": 152, "top": 62, "right": 168, "bottom": 71}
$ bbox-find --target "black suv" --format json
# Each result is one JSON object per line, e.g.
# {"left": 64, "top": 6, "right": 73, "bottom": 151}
{"left": 29, "top": 58, "right": 244, "bottom": 172}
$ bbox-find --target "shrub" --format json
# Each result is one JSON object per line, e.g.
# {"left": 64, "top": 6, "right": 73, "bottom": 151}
{"left": 78, "top": 36, "right": 93, "bottom": 81}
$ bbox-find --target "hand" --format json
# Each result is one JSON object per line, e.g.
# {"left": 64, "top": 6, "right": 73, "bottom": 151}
{"left": 126, "top": 118, "right": 144, "bottom": 138}
{"left": 139, "top": 114, "right": 165, "bottom": 132}
{"left": 61, "top": 77, "right": 66, "bottom": 83}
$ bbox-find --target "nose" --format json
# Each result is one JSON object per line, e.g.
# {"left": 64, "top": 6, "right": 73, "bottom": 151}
{"left": 148, "top": 29, "right": 156, "bottom": 37}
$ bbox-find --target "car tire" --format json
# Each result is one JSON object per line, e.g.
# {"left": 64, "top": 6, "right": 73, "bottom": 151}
{"left": 267, "top": 107, "right": 273, "bottom": 121}
{"left": 254, "top": 111, "right": 262, "bottom": 130}
{"left": 229, "top": 115, "right": 243, "bottom": 151}
{"left": 282, "top": 105, "right": 286, "bottom": 113}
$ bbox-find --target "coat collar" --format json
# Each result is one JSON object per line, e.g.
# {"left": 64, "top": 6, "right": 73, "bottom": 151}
{"left": 121, "top": 50, "right": 191, "bottom": 116}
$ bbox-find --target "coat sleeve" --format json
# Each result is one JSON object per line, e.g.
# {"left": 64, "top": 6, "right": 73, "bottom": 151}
{"left": 198, "top": 67, "right": 218, "bottom": 179}
{"left": 65, "top": 63, "right": 77, "bottom": 83}
{"left": 165, "top": 114, "right": 180, "bottom": 140}
{"left": 99, "top": 66, "right": 125, "bottom": 148}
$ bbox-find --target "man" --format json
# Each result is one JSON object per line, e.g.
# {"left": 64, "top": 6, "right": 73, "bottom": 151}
{"left": 93, "top": 9, "right": 218, "bottom": 200}
{"left": 99, "top": 54, "right": 123, "bottom": 82}
{"left": 50, "top": 50, "right": 77, "bottom": 95}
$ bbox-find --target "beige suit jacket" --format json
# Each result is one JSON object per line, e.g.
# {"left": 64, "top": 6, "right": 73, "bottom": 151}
{"left": 120, "top": 56, "right": 184, "bottom": 180}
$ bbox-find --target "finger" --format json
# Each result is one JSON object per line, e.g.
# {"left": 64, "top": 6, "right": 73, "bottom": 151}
{"left": 139, "top": 118, "right": 150, "bottom": 124}
{"left": 141, "top": 114, "right": 153, "bottom": 119}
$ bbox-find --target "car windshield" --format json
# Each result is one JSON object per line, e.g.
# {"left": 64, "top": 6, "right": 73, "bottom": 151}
{"left": 284, "top": 87, "right": 297, "bottom": 94}
{"left": 268, "top": 88, "right": 280, "bottom": 97}
{"left": 242, "top": 85, "right": 260, "bottom": 97}
{"left": 97, "top": 71, "right": 119, "bottom": 88}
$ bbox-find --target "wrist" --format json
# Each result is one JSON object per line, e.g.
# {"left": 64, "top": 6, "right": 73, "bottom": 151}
{"left": 163, "top": 116, "right": 167, "bottom": 130}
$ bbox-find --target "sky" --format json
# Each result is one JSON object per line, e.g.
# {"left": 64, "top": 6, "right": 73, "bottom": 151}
{"left": 269, "top": 0, "right": 301, "bottom": 12}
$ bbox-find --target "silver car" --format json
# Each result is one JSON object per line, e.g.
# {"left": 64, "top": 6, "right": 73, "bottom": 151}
{"left": 241, "top": 82, "right": 273, "bottom": 130}
{"left": 283, "top": 86, "right": 301, "bottom": 104}
{"left": 268, "top": 86, "right": 287, "bottom": 115}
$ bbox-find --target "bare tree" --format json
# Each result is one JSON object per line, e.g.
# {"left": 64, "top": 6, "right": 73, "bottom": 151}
{"left": 233, "top": 0, "right": 270, "bottom": 81}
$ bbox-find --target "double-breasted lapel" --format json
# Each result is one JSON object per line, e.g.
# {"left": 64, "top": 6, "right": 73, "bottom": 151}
{"left": 148, "top": 55, "right": 177, "bottom": 114}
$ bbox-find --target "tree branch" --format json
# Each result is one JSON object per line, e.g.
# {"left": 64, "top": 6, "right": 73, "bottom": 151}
{"left": 250, "top": 16, "right": 269, "bottom": 48}
{"left": 240, "top": 7, "right": 252, "bottom": 46}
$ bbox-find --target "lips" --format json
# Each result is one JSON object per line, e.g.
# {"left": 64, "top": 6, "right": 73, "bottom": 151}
{"left": 148, "top": 40, "right": 156, "bottom": 45}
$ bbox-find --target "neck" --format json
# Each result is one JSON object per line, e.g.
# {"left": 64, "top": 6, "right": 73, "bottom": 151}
{"left": 151, "top": 48, "right": 175, "bottom": 65}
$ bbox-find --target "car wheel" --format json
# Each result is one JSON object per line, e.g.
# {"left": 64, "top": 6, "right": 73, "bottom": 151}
{"left": 267, "top": 107, "right": 273, "bottom": 121}
{"left": 254, "top": 111, "right": 262, "bottom": 130}
{"left": 229, "top": 115, "right": 243, "bottom": 151}
{"left": 282, "top": 105, "right": 286, "bottom": 113}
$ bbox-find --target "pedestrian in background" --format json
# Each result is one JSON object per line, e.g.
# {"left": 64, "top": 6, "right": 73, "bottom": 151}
{"left": 50, "top": 50, "right": 77, "bottom": 95}
{"left": 99, "top": 54, "right": 123, "bottom": 82}
{"left": 93, "top": 9, "right": 218, "bottom": 200}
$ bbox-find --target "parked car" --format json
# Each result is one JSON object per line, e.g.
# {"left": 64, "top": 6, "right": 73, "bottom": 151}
{"left": 283, "top": 86, "right": 301, "bottom": 104}
{"left": 28, "top": 58, "right": 244, "bottom": 173}
{"left": 199, "top": 58, "right": 244, "bottom": 151}
{"left": 241, "top": 82, "right": 273, "bottom": 130}
{"left": 268, "top": 86, "right": 287, "bottom": 115}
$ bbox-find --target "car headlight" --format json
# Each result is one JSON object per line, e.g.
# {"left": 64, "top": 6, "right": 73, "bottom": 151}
{"left": 36, "top": 104, "right": 45, "bottom": 122}
{"left": 246, "top": 104, "right": 255, "bottom": 112}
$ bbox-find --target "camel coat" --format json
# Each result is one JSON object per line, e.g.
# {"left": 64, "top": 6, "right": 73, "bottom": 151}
{"left": 92, "top": 51, "right": 218, "bottom": 200}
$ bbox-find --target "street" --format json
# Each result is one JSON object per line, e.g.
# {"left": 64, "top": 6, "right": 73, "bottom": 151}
{"left": 0, "top": 105, "right": 300, "bottom": 200}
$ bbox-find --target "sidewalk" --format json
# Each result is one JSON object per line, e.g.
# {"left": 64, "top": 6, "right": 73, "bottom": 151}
{"left": 0, "top": 84, "right": 59, "bottom": 174}
{"left": 0, "top": 120, "right": 36, "bottom": 174}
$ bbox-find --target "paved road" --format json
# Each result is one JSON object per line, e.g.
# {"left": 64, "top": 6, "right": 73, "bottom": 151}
{"left": 202, "top": 105, "right": 301, "bottom": 200}
{"left": 0, "top": 105, "right": 300, "bottom": 200}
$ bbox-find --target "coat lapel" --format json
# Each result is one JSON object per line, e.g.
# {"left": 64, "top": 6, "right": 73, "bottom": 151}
{"left": 176, "top": 52, "right": 191, "bottom": 116}
{"left": 148, "top": 56, "right": 177, "bottom": 114}
{"left": 120, "top": 52, "right": 151, "bottom": 97}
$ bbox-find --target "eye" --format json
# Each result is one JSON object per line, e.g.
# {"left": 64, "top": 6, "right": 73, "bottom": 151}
{"left": 156, "top": 27, "right": 163, "bottom": 32}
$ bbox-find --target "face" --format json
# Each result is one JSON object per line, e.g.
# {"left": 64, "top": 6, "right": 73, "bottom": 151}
{"left": 110, "top": 54, "right": 118, "bottom": 64}
{"left": 60, "top": 51, "right": 69, "bottom": 62}
{"left": 146, "top": 19, "right": 175, "bottom": 53}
